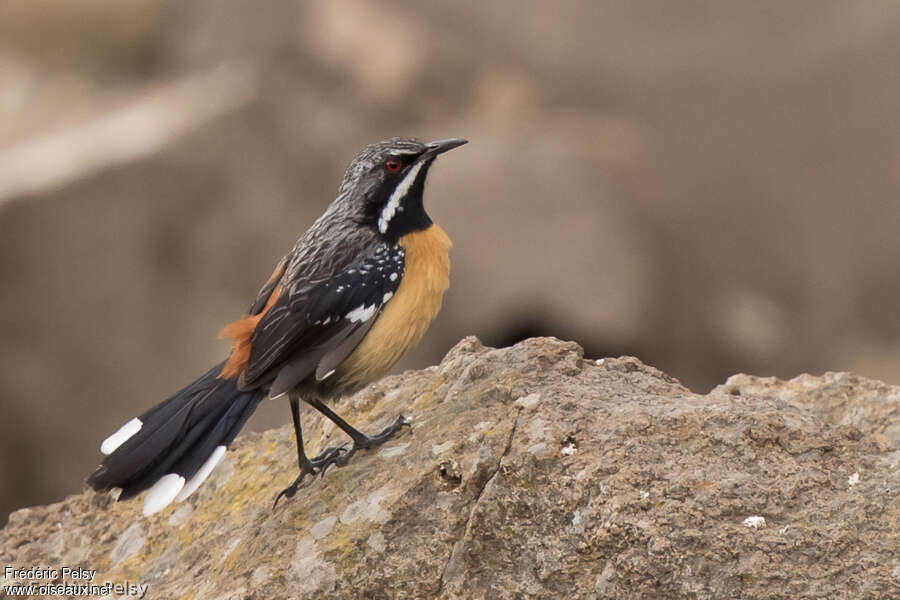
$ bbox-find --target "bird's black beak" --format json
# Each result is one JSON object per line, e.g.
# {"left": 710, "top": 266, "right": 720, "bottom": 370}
{"left": 422, "top": 138, "right": 468, "bottom": 159}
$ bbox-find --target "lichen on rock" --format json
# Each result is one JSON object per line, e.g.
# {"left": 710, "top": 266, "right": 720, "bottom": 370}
{"left": 2, "top": 337, "right": 898, "bottom": 599}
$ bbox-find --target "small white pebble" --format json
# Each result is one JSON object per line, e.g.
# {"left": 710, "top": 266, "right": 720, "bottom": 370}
{"left": 561, "top": 442, "right": 577, "bottom": 456}
{"left": 167, "top": 504, "right": 193, "bottom": 527}
{"left": 367, "top": 531, "right": 386, "bottom": 553}
{"left": 639, "top": 490, "right": 650, "bottom": 500}
{"left": 596, "top": 359, "right": 605, "bottom": 366}
{"left": 778, "top": 525, "right": 790, "bottom": 535}
{"left": 378, "top": 443, "right": 409, "bottom": 458}
{"left": 431, "top": 441, "right": 454, "bottom": 456}
{"left": 309, "top": 516, "right": 337, "bottom": 540}
{"left": 743, "top": 516, "right": 766, "bottom": 529}
{"left": 848, "top": 472, "right": 860, "bottom": 487}
{"left": 527, "top": 442, "right": 548, "bottom": 456}
{"left": 514, "top": 393, "right": 540, "bottom": 408}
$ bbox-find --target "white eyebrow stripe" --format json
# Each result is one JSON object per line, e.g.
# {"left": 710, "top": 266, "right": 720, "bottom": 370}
{"left": 379, "top": 161, "right": 424, "bottom": 233}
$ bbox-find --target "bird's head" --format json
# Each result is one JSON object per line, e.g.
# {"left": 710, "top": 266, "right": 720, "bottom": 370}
{"left": 336, "top": 136, "right": 467, "bottom": 241}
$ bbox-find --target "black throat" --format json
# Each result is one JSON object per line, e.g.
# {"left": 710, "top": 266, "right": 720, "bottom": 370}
{"left": 370, "top": 159, "right": 435, "bottom": 242}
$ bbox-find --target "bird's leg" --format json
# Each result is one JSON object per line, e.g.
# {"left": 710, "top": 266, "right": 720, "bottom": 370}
{"left": 305, "top": 397, "right": 409, "bottom": 469}
{"left": 273, "top": 394, "right": 347, "bottom": 508}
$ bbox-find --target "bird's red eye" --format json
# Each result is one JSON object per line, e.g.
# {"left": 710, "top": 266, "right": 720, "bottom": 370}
{"left": 385, "top": 159, "right": 402, "bottom": 173}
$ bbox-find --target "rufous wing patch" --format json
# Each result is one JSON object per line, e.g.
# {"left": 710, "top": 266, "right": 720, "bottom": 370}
{"left": 219, "top": 284, "right": 282, "bottom": 379}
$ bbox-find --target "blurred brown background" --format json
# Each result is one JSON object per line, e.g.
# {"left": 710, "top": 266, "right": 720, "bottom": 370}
{"left": 3, "top": 0, "right": 900, "bottom": 523}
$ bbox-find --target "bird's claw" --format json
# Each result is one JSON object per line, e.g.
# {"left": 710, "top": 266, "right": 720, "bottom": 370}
{"left": 273, "top": 415, "right": 410, "bottom": 509}
{"left": 273, "top": 444, "right": 350, "bottom": 508}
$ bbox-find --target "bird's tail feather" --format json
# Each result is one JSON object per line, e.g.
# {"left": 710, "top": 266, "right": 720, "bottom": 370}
{"left": 87, "top": 361, "right": 263, "bottom": 516}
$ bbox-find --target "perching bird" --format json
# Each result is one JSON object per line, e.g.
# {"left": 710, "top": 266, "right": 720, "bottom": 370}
{"left": 87, "top": 136, "right": 466, "bottom": 516}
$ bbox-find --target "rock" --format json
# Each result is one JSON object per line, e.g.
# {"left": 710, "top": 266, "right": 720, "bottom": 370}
{"left": 9, "top": 0, "right": 900, "bottom": 523}
{"left": 1, "top": 337, "right": 897, "bottom": 599}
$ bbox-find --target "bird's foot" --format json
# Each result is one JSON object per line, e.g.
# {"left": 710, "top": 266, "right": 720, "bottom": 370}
{"left": 272, "top": 415, "right": 409, "bottom": 508}
{"left": 333, "top": 414, "right": 411, "bottom": 468}
{"left": 273, "top": 444, "right": 348, "bottom": 508}
{"left": 310, "top": 443, "right": 350, "bottom": 466}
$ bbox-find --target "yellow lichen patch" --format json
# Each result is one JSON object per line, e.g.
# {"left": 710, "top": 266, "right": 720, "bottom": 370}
{"left": 173, "top": 523, "right": 194, "bottom": 548}
{"left": 220, "top": 537, "right": 244, "bottom": 573}
{"left": 411, "top": 375, "right": 445, "bottom": 410}
{"left": 171, "top": 499, "right": 235, "bottom": 549}
{"left": 292, "top": 512, "right": 313, "bottom": 531}
{"left": 328, "top": 522, "right": 379, "bottom": 570}
{"left": 306, "top": 428, "right": 325, "bottom": 452}
{"left": 103, "top": 529, "right": 168, "bottom": 585}
{"left": 221, "top": 480, "right": 263, "bottom": 521}
{"left": 482, "top": 426, "right": 504, "bottom": 439}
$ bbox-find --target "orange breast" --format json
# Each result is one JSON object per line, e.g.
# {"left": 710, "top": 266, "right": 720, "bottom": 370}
{"left": 334, "top": 224, "right": 452, "bottom": 390}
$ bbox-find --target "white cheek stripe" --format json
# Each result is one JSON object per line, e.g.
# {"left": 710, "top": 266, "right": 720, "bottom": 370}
{"left": 379, "top": 161, "right": 424, "bottom": 233}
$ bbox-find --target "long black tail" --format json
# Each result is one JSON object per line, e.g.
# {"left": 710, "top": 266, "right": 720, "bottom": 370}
{"left": 88, "top": 361, "right": 263, "bottom": 516}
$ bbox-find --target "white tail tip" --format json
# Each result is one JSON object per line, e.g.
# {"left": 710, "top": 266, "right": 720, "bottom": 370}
{"left": 142, "top": 474, "right": 185, "bottom": 516}
{"left": 100, "top": 418, "right": 143, "bottom": 455}
{"left": 176, "top": 446, "right": 227, "bottom": 502}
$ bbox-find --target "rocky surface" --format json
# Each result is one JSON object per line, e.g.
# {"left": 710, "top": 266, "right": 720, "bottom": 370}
{"left": 8, "top": 0, "right": 900, "bottom": 522}
{"left": 8, "top": 0, "right": 900, "bottom": 526}
{"left": 2, "top": 337, "right": 898, "bottom": 599}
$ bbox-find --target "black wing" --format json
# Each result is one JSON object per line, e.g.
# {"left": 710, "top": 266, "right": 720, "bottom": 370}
{"left": 247, "top": 257, "right": 286, "bottom": 315}
{"left": 240, "top": 242, "right": 406, "bottom": 394}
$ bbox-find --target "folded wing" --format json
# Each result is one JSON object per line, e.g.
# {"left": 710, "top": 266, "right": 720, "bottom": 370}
{"left": 238, "top": 242, "right": 406, "bottom": 395}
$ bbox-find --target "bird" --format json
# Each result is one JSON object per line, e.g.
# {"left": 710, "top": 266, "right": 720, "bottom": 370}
{"left": 87, "top": 136, "right": 467, "bottom": 516}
